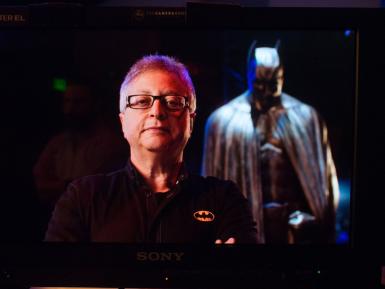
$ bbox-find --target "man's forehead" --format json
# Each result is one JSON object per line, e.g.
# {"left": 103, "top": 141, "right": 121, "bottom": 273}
{"left": 126, "top": 69, "right": 188, "bottom": 94}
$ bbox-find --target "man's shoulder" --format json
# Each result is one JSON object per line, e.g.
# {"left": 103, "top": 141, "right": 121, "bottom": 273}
{"left": 41, "top": 131, "right": 71, "bottom": 149}
{"left": 67, "top": 166, "right": 130, "bottom": 199}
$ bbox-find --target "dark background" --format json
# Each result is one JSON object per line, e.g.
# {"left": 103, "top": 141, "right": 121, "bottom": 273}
{"left": 0, "top": 29, "right": 355, "bottom": 242}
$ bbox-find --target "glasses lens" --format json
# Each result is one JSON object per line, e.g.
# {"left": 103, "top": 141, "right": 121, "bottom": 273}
{"left": 128, "top": 95, "right": 187, "bottom": 110}
{"left": 164, "top": 95, "right": 186, "bottom": 110}
{"left": 129, "top": 95, "right": 153, "bottom": 108}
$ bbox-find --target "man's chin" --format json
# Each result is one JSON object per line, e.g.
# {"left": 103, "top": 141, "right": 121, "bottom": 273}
{"left": 143, "top": 142, "right": 171, "bottom": 153}
{"left": 146, "top": 146, "right": 169, "bottom": 153}
{"left": 139, "top": 138, "right": 186, "bottom": 155}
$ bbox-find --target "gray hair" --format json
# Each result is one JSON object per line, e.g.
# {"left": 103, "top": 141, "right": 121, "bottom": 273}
{"left": 119, "top": 55, "right": 196, "bottom": 113}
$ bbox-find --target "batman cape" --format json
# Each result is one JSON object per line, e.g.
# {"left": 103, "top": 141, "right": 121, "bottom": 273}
{"left": 202, "top": 91, "right": 339, "bottom": 243}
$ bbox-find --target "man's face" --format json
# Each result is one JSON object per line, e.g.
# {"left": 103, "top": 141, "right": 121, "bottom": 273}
{"left": 119, "top": 69, "right": 194, "bottom": 156}
{"left": 253, "top": 66, "right": 284, "bottom": 100}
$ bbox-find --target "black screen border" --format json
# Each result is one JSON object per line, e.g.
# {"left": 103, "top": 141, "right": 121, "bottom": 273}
{"left": 0, "top": 5, "right": 384, "bottom": 289}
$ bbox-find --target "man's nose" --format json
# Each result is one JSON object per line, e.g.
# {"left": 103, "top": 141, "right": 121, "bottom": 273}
{"left": 149, "top": 99, "right": 167, "bottom": 119}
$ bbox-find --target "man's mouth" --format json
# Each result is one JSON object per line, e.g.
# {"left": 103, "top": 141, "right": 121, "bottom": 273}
{"left": 142, "top": 126, "right": 170, "bottom": 133}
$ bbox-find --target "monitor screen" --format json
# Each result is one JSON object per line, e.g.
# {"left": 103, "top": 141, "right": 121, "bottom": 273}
{"left": 0, "top": 26, "right": 355, "bottom": 245}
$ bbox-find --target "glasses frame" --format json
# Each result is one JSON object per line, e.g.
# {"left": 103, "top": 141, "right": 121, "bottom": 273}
{"left": 126, "top": 94, "right": 190, "bottom": 111}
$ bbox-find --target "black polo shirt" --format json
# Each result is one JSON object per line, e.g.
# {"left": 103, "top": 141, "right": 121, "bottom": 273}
{"left": 45, "top": 162, "right": 258, "bottom": 243}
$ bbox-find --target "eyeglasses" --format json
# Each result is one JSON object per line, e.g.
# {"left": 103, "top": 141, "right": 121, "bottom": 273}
{"left": 126, "top": 94, "right": 190, "bottom": 111}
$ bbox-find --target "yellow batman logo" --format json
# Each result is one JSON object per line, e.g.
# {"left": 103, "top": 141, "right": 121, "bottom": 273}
{"left": 193, "top": 210, "right": 215, "bottom": 222}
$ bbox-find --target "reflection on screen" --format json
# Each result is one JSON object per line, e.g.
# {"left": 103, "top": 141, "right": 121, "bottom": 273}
{"left": 0, "top": 29, "right": 354, "bottom": 244}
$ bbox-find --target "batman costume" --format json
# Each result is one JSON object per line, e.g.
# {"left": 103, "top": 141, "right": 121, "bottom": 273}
{"left": 202, "top": 47, "right": 339, "bottom": 244}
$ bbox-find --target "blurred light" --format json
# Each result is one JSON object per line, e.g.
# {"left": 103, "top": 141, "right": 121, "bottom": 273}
{"left": 344, "top": 30, "right": 352, "bottom": 37}
{"left": 53, "top": 78, "right": 66, "bottom": 92}
{"left": 336, "top": 231, "right": 349, "bottom": 244}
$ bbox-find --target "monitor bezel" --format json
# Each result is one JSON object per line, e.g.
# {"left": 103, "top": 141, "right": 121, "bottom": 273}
{"left": 0, "top": 5, "right": 384, "bottom": 288}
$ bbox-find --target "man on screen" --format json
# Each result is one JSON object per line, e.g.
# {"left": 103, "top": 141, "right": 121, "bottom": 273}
{"left": 202, "top": 44, "right": 340, "bottom": 244}
{"left": 45, "top": 55, "right": 257, "bottom": 243}
{"left": 33, "top": 80, "right": 128, "bottom": 210}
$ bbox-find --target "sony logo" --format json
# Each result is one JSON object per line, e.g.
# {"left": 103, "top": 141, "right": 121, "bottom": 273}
{"left": 137, "top": 251, "right": 185, "bottom": 261}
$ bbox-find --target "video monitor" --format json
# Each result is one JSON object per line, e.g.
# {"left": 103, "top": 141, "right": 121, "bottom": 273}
{"left": 0, "top": 20, "right": 354, "bottom": 246}
{"left": 4, "top": 4, "right": 385, "bottom": 289}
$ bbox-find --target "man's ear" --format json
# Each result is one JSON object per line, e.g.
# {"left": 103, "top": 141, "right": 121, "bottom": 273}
{"left": 190, "top": 112, "right": 196, "bottom": 133}
{"left": 119, "top": 112, "right": 125, "bottom": 134}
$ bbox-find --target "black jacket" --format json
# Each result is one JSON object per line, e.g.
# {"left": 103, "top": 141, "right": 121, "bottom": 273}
{"left": 45, "top": 162, "right": 258, "bottom": 243}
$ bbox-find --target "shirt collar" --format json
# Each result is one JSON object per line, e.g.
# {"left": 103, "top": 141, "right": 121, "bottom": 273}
{"left": 125, "top": 159, "right": 189, "bottom": 190}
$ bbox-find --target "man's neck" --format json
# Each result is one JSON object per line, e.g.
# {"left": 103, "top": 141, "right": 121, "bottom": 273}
{"left": 130, "top": 152, "right": 183, "bottom": 193}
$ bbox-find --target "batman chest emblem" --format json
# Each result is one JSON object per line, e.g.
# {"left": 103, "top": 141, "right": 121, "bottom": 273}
{"left": 193, "top": 210, "right": 215, "bottom": 222}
